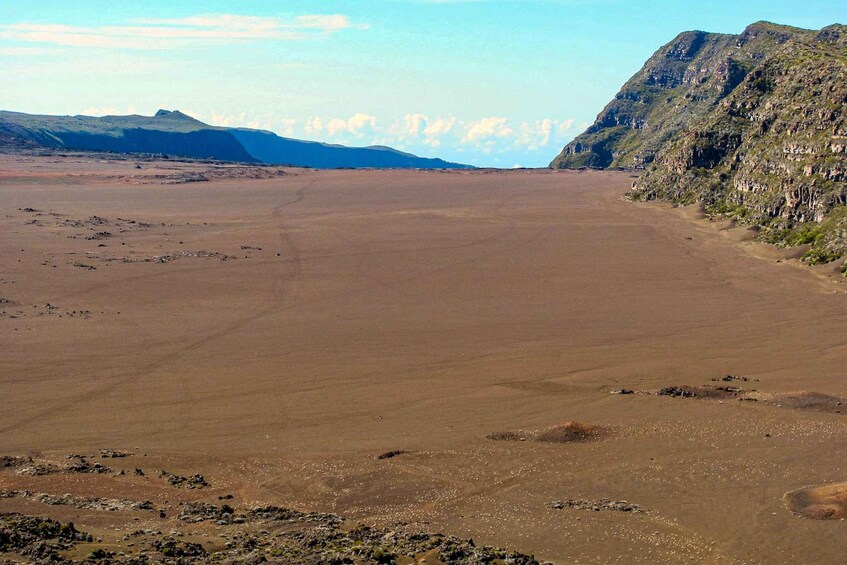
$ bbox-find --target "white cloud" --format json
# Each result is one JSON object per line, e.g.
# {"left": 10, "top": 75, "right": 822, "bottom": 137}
{"left": 424, "top": 117, "right": 455, "bottom": 137}
{"left": 325, "top": 118, "right": 348, "bottom": 136}
{"left": 195, "top": 110, "right": 579, "bottom": 164}
{"left": 516, "top": 119, "right": 552, "bottom": 150}
{"left": 246, "top": 120, "right": 272, "bottom": 130}
{"left": 401, "top": 113, "right": 455, "bottom": 142}
{"left": 404, "top": 113, "right": 427, "bottom": 136}
{"left": 304, "top": 116, "right": 324, "bottom": 135}
{"left": 277, "top": 118, "right": 298, "bottom": 137}
{"left": 325, "top": 113, "right": 378, "bottom": 137}
{"left": 208, "top": 111, "right": 247, "bottom": 127}
{"left": 450, "top": 116, "right": 580, "bottom": 158}
{"left": 0, "top": 13, "right": 366, "bottom": 50}
{"left": 347, "top": 113, "right": 378, "bottom": 136}
{"left": 193, "top": 109, "right": 276, "bottom": 131}
{"left": 461, "top": 117, "right": 514, "bottom": 144}
{"left": 557, "top": 119, "right": 575, "bottom": 136}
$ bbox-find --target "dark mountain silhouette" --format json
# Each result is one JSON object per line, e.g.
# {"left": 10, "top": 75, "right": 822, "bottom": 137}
{"left": 229, "top": 128, "right": 464, "bottom": 169}
{"left": 0, "top": 110, "right": 256, "bottom": 162}
{"left": 0, "top": 109, "right": 471, "bottom": 169}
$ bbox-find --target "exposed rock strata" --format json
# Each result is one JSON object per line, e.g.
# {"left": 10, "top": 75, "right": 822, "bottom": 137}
{"left": 552, "top": 22, "right": 847, "bottom": 267}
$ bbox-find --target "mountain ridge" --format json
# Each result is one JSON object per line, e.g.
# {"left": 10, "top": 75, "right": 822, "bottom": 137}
{"left": 551, "top": 21, "right": 847, "bottom": 271}
{"left": 0, "top": 110, "right": 472, "bottom": 170}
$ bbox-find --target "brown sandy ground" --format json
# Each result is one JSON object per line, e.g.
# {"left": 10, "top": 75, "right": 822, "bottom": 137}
{"left": 1, "top": 154, "right": 847, "bottom": 563}
{"left": 0, "top": 452, "right": 541, "bottom": 564}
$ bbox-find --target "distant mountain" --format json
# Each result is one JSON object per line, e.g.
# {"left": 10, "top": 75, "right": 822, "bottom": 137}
{"left": 551, "top": 21, "right": 847, "bottom": 270}
{"left": 228, "top": 127, "right": 465, "bottom": 169}
{"left": 0, "top": 109, "right": 472, "bottom": 170}
{"left": 0, "top": 110, "right": 258, "bottom": 163}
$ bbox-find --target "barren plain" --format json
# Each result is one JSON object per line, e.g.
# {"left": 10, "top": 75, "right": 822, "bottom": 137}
{"left": 1, "top": 154, "right": 846, "bottom": 563}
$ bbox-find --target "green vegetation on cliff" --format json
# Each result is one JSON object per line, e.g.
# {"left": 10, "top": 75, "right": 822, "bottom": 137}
{"left": 552, "top": 22, "right": 847, "bottom": 270}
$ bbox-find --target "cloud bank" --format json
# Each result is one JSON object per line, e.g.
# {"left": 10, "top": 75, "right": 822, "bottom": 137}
{"left": 0, "top": 14, "right": 366, "bottom": 49}
{"left": 201, "top": 110, "right": 581, "bottom": 163}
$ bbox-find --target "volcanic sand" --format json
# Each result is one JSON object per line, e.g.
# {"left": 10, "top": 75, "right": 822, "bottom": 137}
{"left": 1, "top": 154, "right": 847, "bottom": 563}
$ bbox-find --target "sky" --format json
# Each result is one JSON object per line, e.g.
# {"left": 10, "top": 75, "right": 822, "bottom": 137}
{"left": 1, "top": 1, "right": 844, "bottom": 167}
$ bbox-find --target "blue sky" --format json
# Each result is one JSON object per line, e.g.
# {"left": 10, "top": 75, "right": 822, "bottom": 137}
{"left": 1, "top": 1, "right": 844, "bottom": 167}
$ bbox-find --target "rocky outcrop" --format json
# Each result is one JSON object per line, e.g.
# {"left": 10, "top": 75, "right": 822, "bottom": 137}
{"left": 552, "top": 22, "right": 847, "bottom": 267}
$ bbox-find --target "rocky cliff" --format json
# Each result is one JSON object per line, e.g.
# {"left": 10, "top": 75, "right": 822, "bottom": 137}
{"left": 552, "top": 22, "right": 847, "bottom": 270}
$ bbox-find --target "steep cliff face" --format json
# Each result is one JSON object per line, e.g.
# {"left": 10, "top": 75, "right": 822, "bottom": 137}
{"left": 551, "top": 22, "right": 807, "bottom": 169}
{"left": 56, "top": 128, "right": 260, "bottom": 163}
{"left": 553, "top": 22, "right": 847, "bottom": 269}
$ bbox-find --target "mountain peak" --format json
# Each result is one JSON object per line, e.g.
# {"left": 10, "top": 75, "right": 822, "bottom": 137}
{"left": 818, "top": 23, "right": 847, "bottom": 44}
{"left": 154, "top": 109, "right": 203, "bottom": 123}
{"left": 735, "top": 21, "right": 810, "bottom": 47}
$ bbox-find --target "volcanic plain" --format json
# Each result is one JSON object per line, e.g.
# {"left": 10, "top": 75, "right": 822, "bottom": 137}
{"left": 1, "top": 154, "right": 846, "bottom": 563}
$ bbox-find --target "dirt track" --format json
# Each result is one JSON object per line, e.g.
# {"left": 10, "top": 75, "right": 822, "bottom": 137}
{"left": 2, "top": 154, "right": 846, "bottom": 563}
